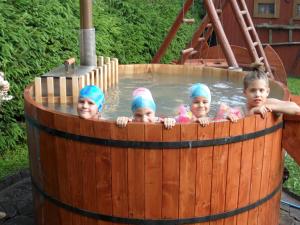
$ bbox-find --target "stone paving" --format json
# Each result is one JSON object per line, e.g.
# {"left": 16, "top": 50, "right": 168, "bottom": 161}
{"left": 0, "top": 170, "right": 299, "bottom": 225}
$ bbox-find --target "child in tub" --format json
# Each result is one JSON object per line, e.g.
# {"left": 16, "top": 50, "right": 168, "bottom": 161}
{"left": 243, "top": 63, "right": 300, "bottom": 118}
{"left": 116, "top": 87, "right": 176, "bottom": 129}
{"left": 177, "top": 83, "right": 240, "bottom": 126}
{"left": 77, "top": 85, "right": 105, "bottom": 120}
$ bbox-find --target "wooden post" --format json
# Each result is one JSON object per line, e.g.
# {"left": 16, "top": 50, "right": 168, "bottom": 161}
{"left": 204, "top": 0, "right": 238, "bottom": 67}
{"left": 47, "top": 77, "right": 54, "bottom": 104}
{"left": 35, "top": 77, "right": 42, "bottom": 103}
{"left": 105, "top": 57, "right": 111, "bottom": 88}
{"left": 95, "top": 68, "right": 100, "bottom": 87}
{"left": 72, "top": 76, "right": 79, "bottom": 103}
{"left": 113, "top": 58, "right": 119, "bottom": 84}
{"left": 90, "top": 70, "right": 95, "bottom": 85}
{"left": 99, "top": 66, "right": 104, "bottom": 91}
{"left": 59, "top": 77, "right": 67, "bottom": 104}
{"left": 98, "top": 56, "right": 104, "bottom": 67}
{"left": 111, "top": 60, "right": 115, "bottom": 86}
{"left": 103, "top": 64, "right": 108, "bottom": 92}
{"left": 85, "top": 73, "right": 90, "bottom": 85}
{"left": 79, "top": 76, "right": 85, "bottom": 90}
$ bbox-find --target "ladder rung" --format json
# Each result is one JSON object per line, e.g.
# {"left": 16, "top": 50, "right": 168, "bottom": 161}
{"left": 216, "top": 9, "right": 222, "bottom": 14}
{"left": 182, "top": 48, "right": 194, "bottom": 55}
{"left": 259, "top": 57, "right": 264, "bottom": 62}
{"left": 198, "top": 37, "right": 205, "bottom": 42}
{"left": 182, "top": 18, "right": 195, "bottom": 24}
{"left": 247, "top": 26, "right": 253, "bottom": 31}
{"left": 253, "top": 42, "right": 259, "bottom": 47}
{"left": 240, "top": 10, "right": 247, "bottom": 15}
{"left": 206, "top": 23, "right": 212, "bottom": 28}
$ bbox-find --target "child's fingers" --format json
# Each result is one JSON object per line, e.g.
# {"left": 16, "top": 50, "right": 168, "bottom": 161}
{"left": 164, "top": 118, "right": 176, "bottom": 129}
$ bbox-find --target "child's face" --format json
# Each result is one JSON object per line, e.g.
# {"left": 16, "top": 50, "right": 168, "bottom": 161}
{"left": 133, "top": 107, "right": 156, "bottom": 122}
{"left": 77, "top": 98, "right": 99, "bottom": 119}
{"left": 244, "top": 79, "right": 270, "bottom": 108}
{"left": 190, "top": 96, "right": 210, "bottom": 118}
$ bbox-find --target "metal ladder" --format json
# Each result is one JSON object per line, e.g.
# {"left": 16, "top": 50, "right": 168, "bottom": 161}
{"left": 229, "top": 0, "right": 274, "bottom": 78}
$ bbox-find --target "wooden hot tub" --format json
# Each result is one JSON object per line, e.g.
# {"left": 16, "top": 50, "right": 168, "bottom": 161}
{"left": 25, "top": 64, "right": 289, "bottom": 225}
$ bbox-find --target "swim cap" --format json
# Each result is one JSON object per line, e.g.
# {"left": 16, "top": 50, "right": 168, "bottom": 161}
{"left": 189, "top": 83, "right": 211, "bottom": 103}
{"left": 131, "top": 87, "right": 156, "bottom": 112}
{"left": 79, "top": 85, "right": 105, "bottom": 111}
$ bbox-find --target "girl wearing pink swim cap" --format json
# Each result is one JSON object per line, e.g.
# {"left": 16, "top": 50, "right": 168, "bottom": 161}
{"left": 116, "top": 87, "right": 176, "bottom": 129}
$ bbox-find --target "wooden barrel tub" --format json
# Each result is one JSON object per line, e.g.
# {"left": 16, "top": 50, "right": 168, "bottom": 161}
{"left": 24, "top": 64, "right": 289, "bottom": 225}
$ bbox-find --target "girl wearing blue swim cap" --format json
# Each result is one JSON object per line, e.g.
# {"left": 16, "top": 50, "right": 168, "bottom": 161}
{"left": 189, "top": 83, "right": 212, "bottom": 126}
{"left": 77, "top": 85, "right": 105, "bottom": 120}
{"left": 116, "top": 87, "right": 176, "bottom": 129}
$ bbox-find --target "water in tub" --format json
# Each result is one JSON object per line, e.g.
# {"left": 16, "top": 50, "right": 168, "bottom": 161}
{"left": 43, "top": 73, "right": 247, "bottom": 119}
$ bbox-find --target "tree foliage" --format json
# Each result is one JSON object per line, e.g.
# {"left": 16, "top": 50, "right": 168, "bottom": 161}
{"left": 0, "top": 0, "right": 203, "bottom": 152}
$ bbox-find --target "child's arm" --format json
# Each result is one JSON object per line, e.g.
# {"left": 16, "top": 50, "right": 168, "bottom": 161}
{"left": 266, "top": 98, "right": 300, "bottom": 115}
{"left": 116, "top": 116, "right": 132, "bottom": 128}
{"left": 248, "top": 105, "right": 271, "bottom": 118}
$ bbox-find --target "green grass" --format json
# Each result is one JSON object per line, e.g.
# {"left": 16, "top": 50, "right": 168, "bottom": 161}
{"left": 284, "top": 155, "right": 300, "bottom": 195}
{"left": 0, "top": 145, "right": 28, "bottom": 180}
{"left": 287, "top": 77, "right": 300, "bottom": 95}
{"left": 284, "top": 76, "right": 300, "bottom": 196}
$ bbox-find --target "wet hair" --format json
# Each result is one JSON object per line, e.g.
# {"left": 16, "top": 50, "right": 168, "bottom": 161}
{"left": 243, "top": 62, "right": 269, "bottom": 90}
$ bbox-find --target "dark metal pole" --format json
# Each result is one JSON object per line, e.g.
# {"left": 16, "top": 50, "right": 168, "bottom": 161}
{"left": 80, "top": 0, "right": 96, "bottom": 66}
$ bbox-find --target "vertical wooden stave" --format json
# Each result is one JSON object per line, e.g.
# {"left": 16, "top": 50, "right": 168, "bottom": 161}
{"left": 179, "top": 124, "right": 197, "bottom": 218}
{"left": 145, "top": 124, "right": 163, "bottom": 219}
{"left": 98, "top": 56, "right": 104, "bottom": 67}
{"left": 79, "top": 119, "right": 98, "bottom": 225}
{"left": 267, "top": 115, "right": 283, "bottom": 225}
{"left": 247, "top": 116, "right": 267, "bottom": 225}
{"left": 47, "top": 77, "right": 54, "bottom": 103}
{"left": 91, "top": 70, "right": 95, "bottom": 85}
{"left": 72, "top": 76, "right": 79, "bottom": 104}
{"left": 99, "top": 67, "right": 104, "bottom": 91}
{"left": 25, "top": 92, "right": 44, "bottom": 225}
{"left": 236, "top": 116, "right": 256, "bottom": 224}
{"left": 103, "top": 65, "right": 108, "bottom": 92}
{"left": 113, "top": 58, "right": 119, "bottom": 85}
{"left": 210, "top": 121, "right": 230, "bottom": 225}
{"left": 37, "top": 108, "right": 61, "bottom": 225}
{"left": 195, "top": 124, "right": 214, "bottom": 225}
{"left": 105, "top": 57, "right": 111, "bottom": 89}
{"left": 59, "top": 77, "right": 67, "bottom": 104}
{"left": 35, "top": 77, "right": 42, "bottom": 103}
{"left": 54, "top": 113, "right": 74, "bottom": 225}
{"left": 79, "top": 76, "right": 85, "bottom": 90}
{"left": 223, "top": 120, "right": 243, "bottom": 225}
{"left": 162, "top": 125, "right": 181, "bottom": 219}
{"left": 85, "top": 73, "right": 91, "bottom": 86}
{"left": 257, "top": 113, "right": 276, "bottom": 225}
{"left": 111, "top": 123, "right": 128, "bottom": 225}
{"left": 127, "top": 123, "right": 145, "bottom": 219}
{"left": 95, "top": 68, "right": 100, "bottom": 87}
{"left": 111, "top": 60, "right": 115, "bottom": 86}
{"left": 93, "top": 121, "right": 113, "bottom": 225}
{"left": 64, "top": 115, "right": 84, "bottom": 225}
